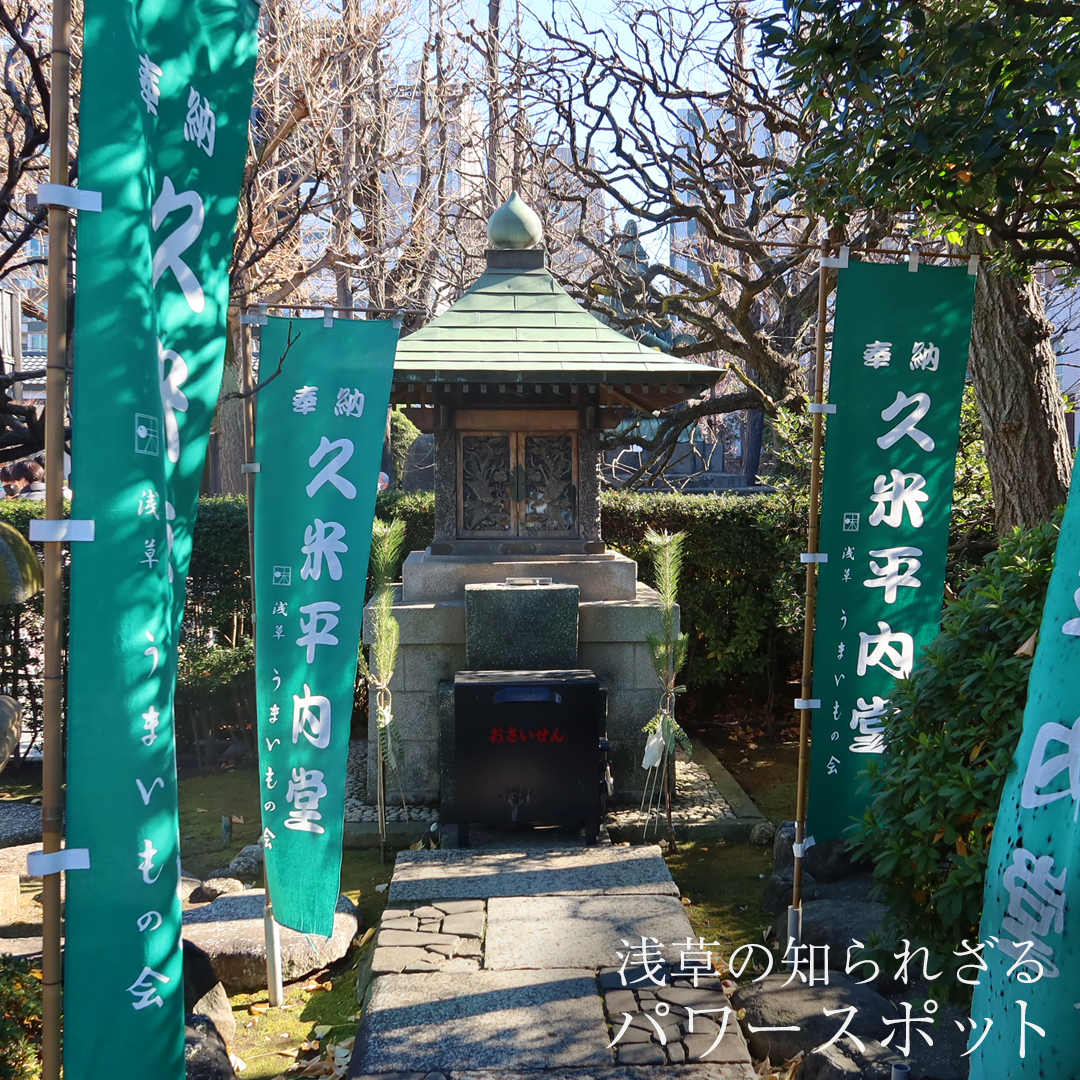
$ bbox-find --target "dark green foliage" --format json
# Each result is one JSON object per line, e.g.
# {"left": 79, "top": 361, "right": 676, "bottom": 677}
{"left": 369, "top": 490, "right": 435, "bottom": 595}
{"left": 176, "top": 639, "right": 255, "bottom": 765}
{"left": 761, "top": 0, "right": 1080, "bottom": 266}
{"left": 174, "top": 490, "right": 808, "bottom": 699}
{"left": 0, "top": 956, "right": 42, "bottom": 1078}
{"left": 949, "top": 386, "right": 997, "bottom": 580}
{"left": 389, "top": 409, "right": 421, "bottom": 489}
{"left": 602, "top": 490, "right": 806, "bottom": 690}
{"left": 848, "top": 513, "right": 1060, "bottom": 994}
{"left": 0, "top": 501, "right": 53, "bottom": 755}
{"left": 186, "top": 495, "right": 251, "bottom": 642}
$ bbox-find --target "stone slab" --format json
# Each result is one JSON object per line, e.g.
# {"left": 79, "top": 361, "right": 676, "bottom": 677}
{"left": 465, "top": 582, "right": 579, "bottom": 669}
{"left": 355, "top": 969, "right": 612, "bottom": 1072}
{"left": 361, "top": 1068, "right": 757, "bottom": 1080}
{"left": 485, "top": 895, "right": 694, "bottom": 970}
{"left": 377, "top": 929, "right": 459, "bottom": 948}
{"left": 440, "top": 910, "right": 485, "bottom": 938}
{"left": 388, "top": 846, "right": 680, "bottom": 902}
{"left": 432, "top": 899, "right": 485, "bottom": 914}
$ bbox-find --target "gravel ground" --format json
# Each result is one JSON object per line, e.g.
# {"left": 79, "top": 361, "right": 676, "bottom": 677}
{"left": 0, "top": 805, "right": 41, "bottom": 848}
{"left": 345, "top": 738, "right": 440, "bottom": 824}
{"left": 606, "top": 759, "right": 735, "bottom": 832}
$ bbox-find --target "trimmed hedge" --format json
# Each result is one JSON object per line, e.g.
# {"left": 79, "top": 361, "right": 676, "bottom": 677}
{"left": 371, "top": 488, "right": 808, "bottom": 691}
{"left": 601, "top": 490, "right": 806, "bottom": 689}
{"left": 175, "top": 489, "right": 809, "bottom": 704}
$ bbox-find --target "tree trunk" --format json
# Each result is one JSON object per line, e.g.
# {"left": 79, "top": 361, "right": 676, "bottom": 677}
{"left": 968, "top": 240, "right": 1072, "bottom": 532}
{"left": 216, "top": 328, "right": 246, "bottom": 495}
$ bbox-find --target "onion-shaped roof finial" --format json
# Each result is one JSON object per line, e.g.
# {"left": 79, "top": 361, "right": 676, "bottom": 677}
{"left": 487, "top": 192, "right": 544, "bottom": 250}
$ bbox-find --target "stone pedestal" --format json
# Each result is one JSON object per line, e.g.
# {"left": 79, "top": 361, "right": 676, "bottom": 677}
{"left": 363, "top": 550, "right": 673, "bottom": 805}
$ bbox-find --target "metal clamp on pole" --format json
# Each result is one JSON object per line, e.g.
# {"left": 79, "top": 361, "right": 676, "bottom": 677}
{"left": 808, "top": 403, "right": 836, "bottom": 414}
{"left": 820, "top": 245, "right": 849, "bottom": 269}
{"left": 27, "top": 848, "right": 90, "bottom": 876}
{"left": 323, "top": 307, "right": 334, "bottom": 328}
{"left": 800, "top": 552, "right": 828, "bottom": 563}
{"left": 241, "top": 463, "right": 261, "bottom": 474}
{"left": 240, "top": 308, "right": 268, "bottom": 326}
{"left": 786, "top": 905, "right": 803, "bottom": 957}
{"left": 792, "top": 836, "right": 816, "bottom": 858}
{"left": 968, "top": 254, "right": 980, "bottom": 276}
{"left": 794, "top": 699, "right": 821, "bottom": 711}
{"left": 908, "top": 244, "right": 921, "bottom": 272}
{"left": 29, "top": 519, "right": 95, "bottom": 542}
{"left": 33, "top": 184, "right": 102, "bottom": 213}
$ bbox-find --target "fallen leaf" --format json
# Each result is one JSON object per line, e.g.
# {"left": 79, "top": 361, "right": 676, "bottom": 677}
{"left": 681, "top": 897, "right": 692, "bottom": 906}
{"left": 1014, "top": 631, "right": 1038, "bottom": 658}
{"left": 196, "top": 808, "right": 208, "bottom": 813}
{"left": 301, "top": 981, "right": 319, "bottom": 992}
{"left": 299, "top": 1040, "right": 320, "bottom": 1051}
{"left": 374, "top": 884, "right": 388, "bottom": 893}
{"left": 230, "top": 1051, "right": 247, "bottom": 1073}
{"left": 313, "top": 1026, "right": 332, "bottom": 1039}
{"left": 278, "top": 1048, "right": 299, "bottom": 1059}
{"left": 232, "top": 814, "right": 245, "bottom": 824}
{"left": 250, "top": 1003, "right": 270, "bottom": 1015}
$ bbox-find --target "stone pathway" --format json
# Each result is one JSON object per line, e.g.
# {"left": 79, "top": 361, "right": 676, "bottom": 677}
{"left": 350, "top": 842, "right": 755, "bottom": 1080}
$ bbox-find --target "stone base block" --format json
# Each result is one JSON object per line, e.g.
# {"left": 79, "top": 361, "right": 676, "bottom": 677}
{"left": 402, "top": 550, "right": 639, "bottom": 602}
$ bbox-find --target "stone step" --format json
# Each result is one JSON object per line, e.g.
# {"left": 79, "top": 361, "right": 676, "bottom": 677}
{"left": 388, "top": 844, "right": 680, "bottom": 903}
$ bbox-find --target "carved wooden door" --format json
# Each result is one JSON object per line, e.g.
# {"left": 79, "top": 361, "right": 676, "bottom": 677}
{"left": 458, "top": 422, "right": 578, "bottom": 539}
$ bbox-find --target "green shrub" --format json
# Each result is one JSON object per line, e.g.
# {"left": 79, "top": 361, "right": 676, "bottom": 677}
{"left": 372, "top": 489, "right": 435, "bottom": 590}
{"left": 176, "top": 639, "right": 255, "bottom": 762}
{"left": 0, "top": 955, "right": 42, "bottom": 1079}
{"left": 601, "top": 490, "right": 806, "bottom": 691}
{"left": 186, "top": 495, "right": 250, "bottom": 642}
{"left": 848, "top": 512, "right": 1061, "bottom": 994}
{"left": 390, "top": 409, "right": 421, "bottom": 489}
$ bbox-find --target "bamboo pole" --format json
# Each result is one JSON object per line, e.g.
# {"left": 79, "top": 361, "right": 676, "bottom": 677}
{"left": 790, "top": 243, "right": 831, "bottom": 942}
{"left": 41, "top": 0, "right": 73, "bottom": 1075}
{"left": 239, "top": 311, "right": 284, "bottom": 1007}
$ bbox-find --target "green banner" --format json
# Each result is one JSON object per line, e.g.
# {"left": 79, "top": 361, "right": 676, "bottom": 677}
{"left": 808, "top": 261, "right": 975, "bottom": 841}
{"left": 65, "top": 3, "right": 258, "bottom": 1076}
{"left": 254, "top": 317, "right": 397, "bottom": 936}
{"left": 969, "top": 448, "right": 1080, "bottom": 1075}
